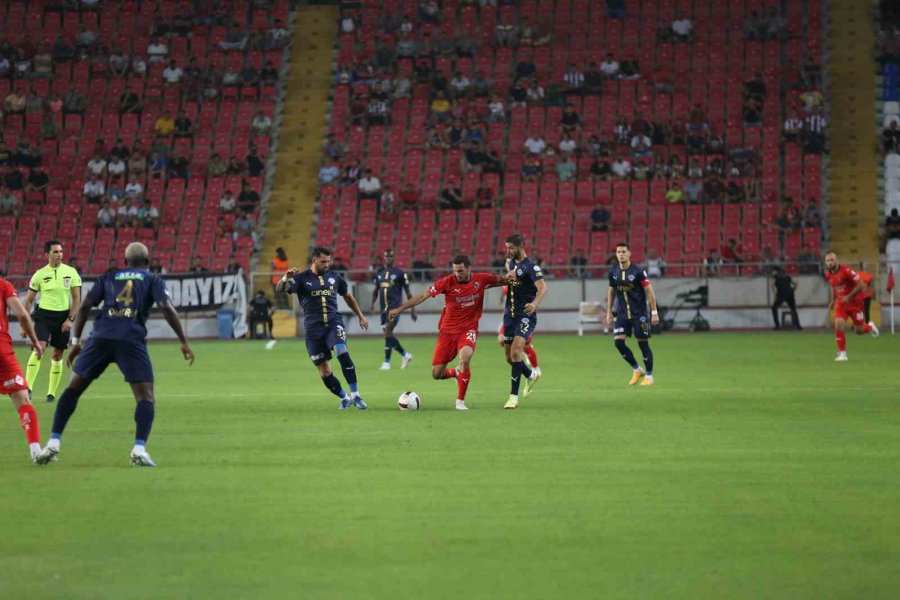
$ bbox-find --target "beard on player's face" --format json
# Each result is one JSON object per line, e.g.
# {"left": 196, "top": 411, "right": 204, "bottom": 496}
{"left": 312, "top": 257, "right": 331, "bottom": 273}
{"left": 453, "top": 268, "right": 471, "bottom": 282}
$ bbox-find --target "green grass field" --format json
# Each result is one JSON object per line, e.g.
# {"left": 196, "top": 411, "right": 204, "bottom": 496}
{"left": 1, "top": 332, "right": 899, "bottom": 600}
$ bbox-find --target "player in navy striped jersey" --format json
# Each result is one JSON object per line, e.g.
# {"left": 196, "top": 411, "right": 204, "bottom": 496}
{"left": 606, "top": 242, "right": 660, "bottom": 386}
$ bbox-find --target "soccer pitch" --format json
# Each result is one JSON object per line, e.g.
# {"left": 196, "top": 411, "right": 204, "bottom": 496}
{"left": 1, "top": 333, "right": 898, "bottom": 600}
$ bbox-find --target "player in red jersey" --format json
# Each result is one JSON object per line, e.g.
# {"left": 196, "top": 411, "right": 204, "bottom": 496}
{"left": 0, "top": 276, "right": 45, "bottom": 462}
{"left": 824, "top": 252, "right": 879, "bottom": 361}
{"left": 496, "top": 285, "right": 541, "bottom": 377}
{"left": 389, "top": 254, "right": 505, "bottom": 410}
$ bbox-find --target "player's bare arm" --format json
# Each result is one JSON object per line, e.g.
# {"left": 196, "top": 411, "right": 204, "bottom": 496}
{"left": 369, "top": 285, "right": 379, "bottom": 313}
{"left": 161, "top": 301, "right": 195, "bottom": 365}
{"left": 405, "top": 283, "right": 418, "bottom": 321}
{"left": 62, "top": 285, "right": 82, "bottom": 334}
{"left": 342, "top": 292, "right": 369, "bottom": 330}
{"left": 828, "top": 286, "right": 835, "bottom": 311}
{"left": 646, "top": 283, "right": 660, "bottom": 325}
{"left": 524, "top": 278, "right": 547, "bottom": 315}
{"left": 66, "top": 294, "right": 98, "bottom": 367}
{"left": 8, "top": 296, "right": 43, "bottom": 359}
{"left": 19, "top": 289, "right": 37, "bottom": 338}
{"left": 274, "top": 267, "right": 302, "bottom": 294}
{"left": 389, "top": 289, "right": 432, "bottom": 321}
{"left": 606, "top": 287, "right": 615, "bottom": 324}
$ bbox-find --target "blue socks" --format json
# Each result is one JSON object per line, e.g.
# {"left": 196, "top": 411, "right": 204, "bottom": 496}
{"left": 510, "top": 361, "right": 532, "bottom": 395}
{"left": 51, "top": 387, "right": 84, "bottom": 438}
{"left": 321, "top": 373, "right": 347, "bottom": 398}
{"left": 637, "top": 340, "right": 654, "bottom": 376}
{"left": 615, "top": 339, "right": 640, "bottom": 370}
{"left": 134, "top": 400, "right": 154, "bottom": 445}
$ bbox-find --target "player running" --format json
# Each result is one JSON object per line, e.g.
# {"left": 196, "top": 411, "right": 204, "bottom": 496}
{"left": 34, "top": 243, "right": 195, "bottom": 467}
{"left": 0, "top": 276, "right": 45, "bottom": 462}
{"left": 496, "top": 285, "right": 541, "bottom": 377}
{"left": 824, "top": 252, "right": 879, "bottom": 361}
{"left": 502, "top": 234, "right": 547, "bottom": 410}
{"left": 22, "top": 240, "right": 82, "bottom": 403}
{"left": 276, "top": 246, "right": 370, "bottom": 409}
{"left": 606, "top": 242, "right": 660, "bottom": 386}
{"left": 370, "top": 249, "right": 416, "bottom": 370}
{"left": 388, "top": 254, "right": 505, "bottom": 410}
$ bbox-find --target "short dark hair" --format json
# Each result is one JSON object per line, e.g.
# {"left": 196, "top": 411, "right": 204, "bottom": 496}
{"left": 505, "top": 233, "right": 525, "bottom": 247}
{"left": 615, "top": 242, "right": 630, "bottom": 250}
{"left": 451, "top": 254, "right": 471, "bottom": 267}
{"left": 311, "top": 246, "right": 332, "bottom": 258}
{"left": 44, "top": 240, "right": 61, "bottom": 253}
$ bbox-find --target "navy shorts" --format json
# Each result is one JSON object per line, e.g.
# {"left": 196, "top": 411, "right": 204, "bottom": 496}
{"left": 73, "top": 337, "right": 154, "bottom": 383}
{"left": 305, "top": 323, "right": 347, "bottom": 365}
{"left": 502, "top": 313, "right": 537, "bottom": 344}
{"left": 380, "top": 309, "right": 401, "bottom": 328}
{"left": 614, "top": 314, "right": 652, "bottom": 339}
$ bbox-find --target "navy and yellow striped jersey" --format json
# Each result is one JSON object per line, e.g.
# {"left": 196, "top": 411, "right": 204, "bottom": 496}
{"left": 373, "top": 266, "right": 410, "bottom": 312}
{"left": 608, "top": 263, "right": 650, "bottom": 319}
{"left": 286, "top": 269, "right": 349, "bottom": 332}
{"left": 504, "top": 257, "right": 543, "bottom": 318}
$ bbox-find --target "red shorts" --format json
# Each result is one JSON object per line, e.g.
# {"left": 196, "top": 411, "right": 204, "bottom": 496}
{"left": 0, "top": 349, "right": 28, "bottom": 395}
{"left": 432, "top": 329, "right": 478, "bottom": 365}
{"left": 835, "top": 301, "right": 866, "bottom": 326}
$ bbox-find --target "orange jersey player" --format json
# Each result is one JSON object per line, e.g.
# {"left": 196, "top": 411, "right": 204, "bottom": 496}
{"left": 824, "top": 252, "right": 879, "bottom": 361}
{"left": 389, "top": 254, "right": 506, "bottom": 410}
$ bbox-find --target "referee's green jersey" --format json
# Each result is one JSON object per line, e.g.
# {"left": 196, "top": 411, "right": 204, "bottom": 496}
{"left": 28, "top": 264, "right": 82, "bottom": 311}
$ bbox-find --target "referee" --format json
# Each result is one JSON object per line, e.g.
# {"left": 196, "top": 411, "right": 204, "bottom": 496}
{"left": 22, "top": 240, "right": 82, "bottom": 402}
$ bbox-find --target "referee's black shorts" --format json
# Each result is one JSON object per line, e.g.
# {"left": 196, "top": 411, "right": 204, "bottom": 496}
{"left": 33, "top": 308, "right": 70, "bottom": 350}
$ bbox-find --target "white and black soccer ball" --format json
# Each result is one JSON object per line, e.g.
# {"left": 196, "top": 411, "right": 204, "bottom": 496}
{"left": 398, "top": 391, "right": 421, "bottom": 411}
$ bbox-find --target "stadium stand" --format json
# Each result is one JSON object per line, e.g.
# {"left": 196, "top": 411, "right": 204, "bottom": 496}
{"left": 316, "top": 0, "right": 825, "bottom": 277}
{"left": 0, "top": 0, "right": 291, "bottom": 286}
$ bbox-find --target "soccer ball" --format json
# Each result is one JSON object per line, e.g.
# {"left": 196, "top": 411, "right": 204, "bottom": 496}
{"left": 398, "top": 391, "right": 421, "bottom": 411}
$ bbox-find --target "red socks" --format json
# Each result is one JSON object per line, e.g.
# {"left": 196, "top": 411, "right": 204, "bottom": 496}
{"left": 457, "top": 368, "right": 471, "bottom": 401}
{"left": 835, "top": 330, "right": 847, "bottom": 352}
{"left": 863, "top": 323, "right": 872, "bottom": 334}
{"left": 442, "top": 368, "right": 457, "bottom": 379}
{"left": 17, "top": 404, "right": 40, "bottom": 445}
{"left": 524, "top": 345, "right": 538, "bottom": 367}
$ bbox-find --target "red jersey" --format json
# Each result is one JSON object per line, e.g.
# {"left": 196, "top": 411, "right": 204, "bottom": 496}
{"left": 0, "top": 278, "right": 16, "bottom": 349}
{"left": 825, "top": 264, "right": 863, "bottom": 305}
{"left": 429, "top": 272, "right": 497, "bottom": 334}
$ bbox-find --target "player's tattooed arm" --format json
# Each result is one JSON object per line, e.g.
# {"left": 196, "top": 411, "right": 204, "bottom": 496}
{"left": 342, "top": 292, "right": 369, "bottom": 330}
{"left": 524, "top": 278, "right": 547, "bottom": 315}
{"left": 275, "top": 267, "right": 302, "bottom": 293}
{"left": 388, "top": 289, "right": 431, "bottom": 321}
{"left": 645, "top": 283, "right": 660, "bottom": 325}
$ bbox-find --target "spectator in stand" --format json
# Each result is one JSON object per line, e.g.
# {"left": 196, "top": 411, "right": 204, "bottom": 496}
{"left": 524, "top": 132, "right": 547, "bottom": 156}
{"left": 127, "top": 148, "right": 147, "bottom": 178}
{"left": 95, "top": 199, "right": 116, "bottom": 228}
{"left": 323, "top": 134, "right": 345, "bottom": 161}
{"left": 131, "top": 55, "right": 148, "bottom": 77}
{"left": 590, "top": 205, "right": 611, "bottom": 231}
{"left": 226, "top": 155, "right": 246, "bottom": 177}
{"left": 630, "top": 132, "right": 653, "bottom": 158}
{"left": 671, "top": 11, "right": 693, "bottom": 41}
{"left": 4, "top": 88, "right": 26, "bottom": 115}
{"left": 726, "top": 181, "right": 745, "bottom": 202}
{"left": 380, "top": 185, "right": 397, "bottom": 216}
{"left": 439, "top": 179, "right": 463, "bottom": 209}
{"left": 219, "top": 190, "right": 237, "bottom": 214}
{"left": 265, "top": 19, "right": 291, "bottom": 51}
{"left": 583, "top": 62, "right": 604, "bottom": 95}
{"left": 683, "top": 178, "right": 703, "bottom": 203}
{"left": 341, "top": 159, "right": 362, "bottom": 185}
{"left": 494, "top": 13, "right": 519, "bottom": 47}
{"left": 240, "top": 63, "right": 260, "bottom": 90}
{"left": 569, "top": 249, "right": 588, "bottom": 278}
{"left": 219, "top": 26, "right": 249, "bottom": 51}
{"left": 173, "top": 112, "right": 193, "bottom": 138}
{"left": 0, "top": 186, "right": 19, "bottom": 216}
{"left": 366, "top": 96, "right": 390, "bottom": 126}
{"left": 742, "top": 98, "right": 762, "bottom": 125}
{"left": 233, "top": 213, "right": 260, "bottom": 250}
{"left": 246, "top": 146, "right": 265, "bottom": 177}
{"left": 189, "top": 257, "right": 209, "bottom": 273}
{"left": 260, "top": 60, "right": 279, "bottom": 86}
{"left": 149, "top": 258, "right": 165, "bottom": 274}
{"left": 86, "top": 153, "right": 107, "bottom": 177}
{"left": 162, "top": 60, "right": 183, "bottom": 86}
{"left": 783, "top": 111, "right": 804, "bottom": 144}
{"left": 399, "top": 183, "right": 419, "bottom": 208}
{"left": 119, "top": 86, "right": 143, "bottom": 116}
{"left": 40, "top": 113, "right": 59, "bottom": 140}
{"left": 802, "top": 110, "right": 827, "bottom": 154}
{"left": 555, "top": 154, "right": 577, "bottom": 181}
{"left": 703, "top": 249, "right": 723, "bottom": 276}
{"left": 429, "top": 92, "right": 452, "bottom": 123}
{"left": 168, "top": 150, "right": 189, "bottom": 179}
{"left": 560, "top": 103, "right": 583, "bottom": 135}
{"left": 358, "top": 169, "right": 382, "bottom": 200}
{"left": 318, "top": 161, "right": 340, "bottom": 184}
{"left": 721, "top": 238, "right": 744, "bottom": 264}
{"left": 798, "top": 245, "right": 820, "bottom": 274}
{"left": 124, "top": 175, "right": 143, "bottom": 199}
{"left": 703, "top": 175, "right": 725, "bottom": 203}
{"left": 600, "top": 53, "right": 620, "bottom": 78}
{"left": 116, "top": 197, "right": 140, "bottom": 227}
{"left": 237, "top": 181, "right": 260, "bottom": 214}
{"left": 51, "top": 36, "right": 76, "bottom": 62}
{"left": 74, "top": 27, "right": 99, "bottom": 54}
{"left": 646, "top": 249, "right": 666, "bottom": 277}
{"left": 207, "top": 153, "right": 228, "bottom": 178}
{"left": 563, "top": 63, "right": 585, "bottom": 95}
{"left": 611, "top": 156, "right": 632, "bottom": 179}
{"left": 743, "top": 73, "right": 767, "bottom": 103}
{"left": 2, "top": 167, "right": 23, "bottom": 190}
{"left": 522, "top": 155, "right": 543, "bottom": 181}
{"left": 82, "top": 174, "right": 106, "bottom": 204}
{"left": 146, "top": 36, "right": 168, "bottom": 63}
{"left": 558, "top": 132, "right": 578, "bottom": 155}
{"left": 107, "top": 155, "right": 127, "bottom": 183}
{"left": 147, "top": 152, "right": 167, "bottom": 179}
{"left": 590, "top": 157, "right": 612, "bottom": 181}
{"left": 883, "top": 120, "right": 900, "bottom": 153}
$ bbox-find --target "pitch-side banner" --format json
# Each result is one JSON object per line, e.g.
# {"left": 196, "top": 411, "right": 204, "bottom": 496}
{"left": 80, "top": 271, "right": 249, "bottom": 337}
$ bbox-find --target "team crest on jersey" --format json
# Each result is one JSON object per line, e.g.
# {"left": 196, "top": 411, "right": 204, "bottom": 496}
{"left": 63, "top": 276, "right": 72, "bottom": 287}
{"left": 627, "top": 274, "right": 635, "bottom": 281}
{"left": 473, "top": 282, "right": 480, "bottom": 290}
{"left": 516, "top": 269, "right": 522, "bottom": 275}
{"left": 390, "top": 274, "right": 397, "bottom": 280}
{"left": 328, "top": 278, "right": 335, "bottom": 285}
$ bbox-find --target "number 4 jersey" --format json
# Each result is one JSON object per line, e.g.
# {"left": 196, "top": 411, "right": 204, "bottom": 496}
{"left": 85, "top": 269, "right": 169, "bottom": 341}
